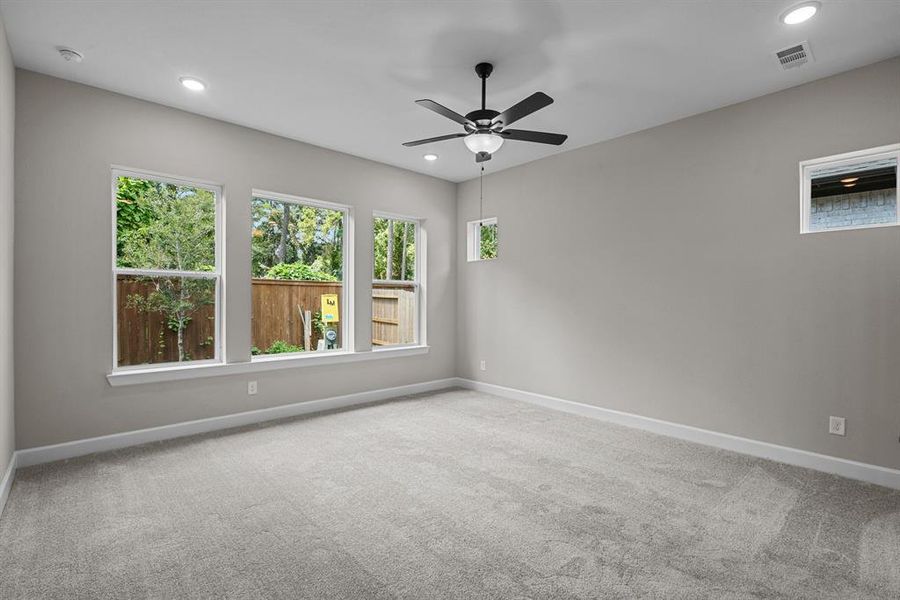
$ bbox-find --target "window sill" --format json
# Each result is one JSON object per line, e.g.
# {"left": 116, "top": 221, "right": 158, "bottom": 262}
{"left": 106, "top": 345, "right": 429, "bottom": 387}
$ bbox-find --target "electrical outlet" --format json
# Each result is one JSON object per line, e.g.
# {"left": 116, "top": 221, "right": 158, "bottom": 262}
{"left": 248, "top": 381, "right": 258, "bottom": 396}
{"left": 479, "top": 360, "right": 486, "bottom": 371}
{"left": 829, "top": 416, "right": 845, "bottom": 436}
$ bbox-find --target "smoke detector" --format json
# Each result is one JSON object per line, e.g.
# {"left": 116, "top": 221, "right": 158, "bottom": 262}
{"left": 775, "top": 41, "right": 814, "bottom": 70}
{"left": 57, "top": 47, "right": 84, "bottom": 63}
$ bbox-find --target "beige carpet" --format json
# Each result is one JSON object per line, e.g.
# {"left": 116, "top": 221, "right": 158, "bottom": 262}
{"left": 1, "top": 388, "right": 899, "bottom": 599}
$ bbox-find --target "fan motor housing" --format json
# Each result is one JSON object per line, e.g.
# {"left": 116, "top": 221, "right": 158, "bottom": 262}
{"left": 466, "top": 108, "right": 499, "bottom": 126}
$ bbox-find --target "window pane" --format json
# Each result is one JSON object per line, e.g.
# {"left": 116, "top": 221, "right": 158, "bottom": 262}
{"left": 372, "top": 217, "right": 418, "bottom": 347}
{"left": 373, "top": 217, "right": 415, "bottom": 281}
{"left": 116, "top": 275, "right": 216, "bottom": 367}
{"left": 251, "top": 197, "right": 344, "bottom": 355}
{"left": 480, "top": 222, "right": 498, "bottom": 259}
{"left": 372, "top": 282, "right": 417, "bottom": 347}
{"left": 809, "top": 157, "right": 897, "bottom": 232}
{"left": 116, "top": 176, "right": 216, "bottom": 271}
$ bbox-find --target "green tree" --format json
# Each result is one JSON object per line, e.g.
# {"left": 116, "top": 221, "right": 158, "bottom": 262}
{"left": 116, "top": 177, "right": 155, "bottom": 262}
{"left": 251, "top": 198, "right": 343, "bottom": 279}
{"left": 480, "top": 222, "right": 498, "bottom": 259}
{"left": 374, "top": 218, "right": 415, "bottom": 280}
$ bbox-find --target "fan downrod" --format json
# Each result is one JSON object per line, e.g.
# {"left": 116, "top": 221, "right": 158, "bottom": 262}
{"left": 469, "top": 62, "right": 498, "bottom": 122}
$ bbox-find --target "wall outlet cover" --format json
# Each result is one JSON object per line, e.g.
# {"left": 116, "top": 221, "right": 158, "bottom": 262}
{"left": 829, "top": 416, "right": 845, "bottom": 436}
{"left": 479, "top": 360, "right": 486, "bottom": 371}
{"left": 248, "top": 381, "right": 258, "bottom": 395}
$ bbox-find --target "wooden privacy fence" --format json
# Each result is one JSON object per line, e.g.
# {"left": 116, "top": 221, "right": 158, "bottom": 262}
{"left": 117, "top": 277, "right": 415, "bottom": 366}
{"left": 116, "top": 275, "right": 217, "bottom": 366}
{"left": 250, "top": 279, "right": 343, "bottom": 353}
{"left": 372, "top": 282, "right": 417, "bottom": 346}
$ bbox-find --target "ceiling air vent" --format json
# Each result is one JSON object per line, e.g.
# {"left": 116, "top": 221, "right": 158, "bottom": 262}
{"left": 775, "top": 41, "right": 814, "bottom": 70}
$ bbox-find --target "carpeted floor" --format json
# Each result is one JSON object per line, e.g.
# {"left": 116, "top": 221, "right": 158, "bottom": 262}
{"left": 1, "top": 388, "right": 899, "bottom": 599}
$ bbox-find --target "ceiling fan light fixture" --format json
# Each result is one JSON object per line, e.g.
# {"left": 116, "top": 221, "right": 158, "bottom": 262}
{"left": 464, "top": 133, "right": 504, "bottom": 155}
{"left": 403, "top": 62, "right": 565, "bottom": 163}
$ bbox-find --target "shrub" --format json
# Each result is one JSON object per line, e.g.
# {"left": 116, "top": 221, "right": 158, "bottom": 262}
{"left": 264, "top": 262, "right": 337, "bottom": 282}
{"left": 264, "top": 340, "right": 304, "bottom": 354}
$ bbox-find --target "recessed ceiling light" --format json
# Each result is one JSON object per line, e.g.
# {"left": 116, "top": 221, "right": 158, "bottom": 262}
{"left": 179, "top": 77, "right": 206, "bottom": 92}
{"left": 423, "top": 154, "right": 438, "bottom": 161}
{"left": 780, "top": 2, "right": 819, "bottom": 25}
{"left": 840, "top": 177, "right": 859, "bottom": 183}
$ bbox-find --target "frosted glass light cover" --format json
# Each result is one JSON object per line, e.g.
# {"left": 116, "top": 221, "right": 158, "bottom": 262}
{"left": 464, "top": 133, "right": 504, "bottom": 154}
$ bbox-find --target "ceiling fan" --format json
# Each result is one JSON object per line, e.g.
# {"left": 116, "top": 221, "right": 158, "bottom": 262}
{"left": 403, "top": 62, "right": 567, "bottom": 163}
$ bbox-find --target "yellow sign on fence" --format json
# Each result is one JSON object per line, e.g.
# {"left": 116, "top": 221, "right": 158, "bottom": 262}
{"left": 320, "top": 294, "right": 339, "bottom": 322}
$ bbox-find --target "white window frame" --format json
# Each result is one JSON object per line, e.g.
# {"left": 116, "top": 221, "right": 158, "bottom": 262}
{"left": 800, "top": 144, "right": 900, "bottom": 234}
{"left": 250, "top": 189, "right": 355, "bottom": 361}
{"left": 467, "top": 217, "right": 498, "bottom": 261}
{"left": 372, "top": 211, "right": 426, "bottom": 350}
{"left": 111, "top": 166, "right": 224, "bottom": 373}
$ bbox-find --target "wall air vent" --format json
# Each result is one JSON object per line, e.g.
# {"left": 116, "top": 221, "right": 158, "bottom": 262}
{"left": 775, "top": 41, "right": 814, "bottom": 70}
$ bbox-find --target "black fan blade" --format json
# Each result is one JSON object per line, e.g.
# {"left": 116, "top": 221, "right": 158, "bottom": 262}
{"left": 402, "top": 133, "right": 467, "bottom": 147}
{"left": 492, "top": 92, "right": 553, "bottom": 127}
{"left": 475, "top": 152, "right": 492, "bottom": 163}
{"left": 415, "top": 99, "right": 475, "bottom": 128}
{"left": 499, "top": 129, "right": 567, "bottom": 145}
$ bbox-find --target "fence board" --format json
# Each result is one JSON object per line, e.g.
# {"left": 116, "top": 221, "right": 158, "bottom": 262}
{"left": 372, "top": 282, "right": 416, "bottom": 346}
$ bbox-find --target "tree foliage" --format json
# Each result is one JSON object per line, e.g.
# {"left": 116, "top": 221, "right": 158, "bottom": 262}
{"left": 264, "top": 262, "right": 337, "bottom": 281}
{"left": 480, "top": 222, "right": 498, "bottom": 260}
{"left": 373, "top": 218, "right": 415, "bottom": 280}
{"left": 251, "top": 198, "right": 343, "bottom": 279}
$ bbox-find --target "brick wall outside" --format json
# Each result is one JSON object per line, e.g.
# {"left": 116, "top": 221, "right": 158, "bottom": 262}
{"left": 809, "top": 189, "right": 896, "bottom": 231}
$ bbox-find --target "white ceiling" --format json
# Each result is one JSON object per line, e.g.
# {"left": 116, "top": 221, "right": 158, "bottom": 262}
{"left": 1, "top": 1, "right": 899, "bottom": 182}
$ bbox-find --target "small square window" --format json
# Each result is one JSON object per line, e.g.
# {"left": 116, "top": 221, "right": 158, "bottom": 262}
{"left": 467, "top": 217, "right": 498, "bottom": 261}
{"left": 801, "top": 145, "right": 899, "bottom": 233}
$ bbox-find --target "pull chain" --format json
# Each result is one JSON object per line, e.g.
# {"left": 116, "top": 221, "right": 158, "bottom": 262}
{"left": 479, "top": 165, "right": 484, "bottom": 220}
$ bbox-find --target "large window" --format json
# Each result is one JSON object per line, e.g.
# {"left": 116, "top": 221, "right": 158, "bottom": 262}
{"left": 113, "top": 169, "right": 221, "bottom": 369}
{"left": 801, "top": 145, "right": 899, "bottom": 233}
{"left": 373, "top": 214, "right": 422, "bottom": 347}
{"left": 251, "top": 192, "right": 350, "bottom": 356}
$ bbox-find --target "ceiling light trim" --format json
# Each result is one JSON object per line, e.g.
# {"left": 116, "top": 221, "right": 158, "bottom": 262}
{"left": 780, "top": 2, "right": 820, "bottom": 25}
{"left": 179, "top": 76, "right": 207, "bottom": 92}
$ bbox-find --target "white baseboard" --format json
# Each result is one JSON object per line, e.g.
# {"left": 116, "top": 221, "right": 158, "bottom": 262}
{"left": 11, "top": 376, "right": 899, "bottom": 494}
{"left": 0, "top": 453, "right": 15, "bottom": 520}
{"left": 15, "top": 378, "right": 458, "bottom": 469}
{"left": 457, "top": 378, "right": 900, "bottom": 490}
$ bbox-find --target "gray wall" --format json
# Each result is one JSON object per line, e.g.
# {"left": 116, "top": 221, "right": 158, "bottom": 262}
{"left": 0, "top": 17, "right": 13, "bottom": 475}
{"left": 457, "top": 58, "right": 900, "bottom": 470}
{"left": 14, "top": 70, "right": 456, "bottom": 449}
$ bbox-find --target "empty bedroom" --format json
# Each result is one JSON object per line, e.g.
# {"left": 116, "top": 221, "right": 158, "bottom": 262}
{"left": 0, "top": 1, "right": 899, "bottom": 598}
